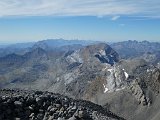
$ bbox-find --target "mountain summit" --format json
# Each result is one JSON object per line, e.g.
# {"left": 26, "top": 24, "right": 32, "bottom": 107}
{"left": 0, "top": 40, "right": 160, "bottom": 120}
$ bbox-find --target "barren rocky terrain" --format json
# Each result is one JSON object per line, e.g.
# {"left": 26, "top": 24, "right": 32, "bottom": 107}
{"left": 0, "top": 89, "right": 124, "bottom": 120}
{"left": 0, "top": 40, "right": 160, "bottom": 120}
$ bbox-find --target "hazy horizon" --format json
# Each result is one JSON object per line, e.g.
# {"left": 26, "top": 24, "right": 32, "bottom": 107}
{"left": 0, "top": 38, "right": 160, "bottom": 46}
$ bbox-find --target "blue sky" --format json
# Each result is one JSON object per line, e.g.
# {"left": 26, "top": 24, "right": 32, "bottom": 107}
{"left": 0, "top": 0, "right": 160, "bottom": 43}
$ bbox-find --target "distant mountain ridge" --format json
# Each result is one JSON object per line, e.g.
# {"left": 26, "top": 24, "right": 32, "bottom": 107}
{"left": 0, "top": 39, "right": 99, "bottom": 57}
{"left": 0, "top": 39, "right": 160, "bottom": 120}
{"left": 0, "top": 39, "right": 159, "bottom": 58}
{"left": 111, "top": 40, "right": 160, "bottom": 59}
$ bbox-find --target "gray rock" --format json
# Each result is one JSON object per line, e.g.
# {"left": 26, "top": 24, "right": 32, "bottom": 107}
{"left": 57, "top": 117, "right": 65, "bottom": 120}
{"left": 15, "top": 118, "right": 21, "bottom": 120}
{"left": 48, "top": 115, "right": 54, "bottom": 120}
{"left": 14, "top": 101, "right": 22, "bottom": 106}
{"left": 37, "top": 113, "right": 44, "bottom": 119}
{"left": 29, "top": 113, "right": 35, "bottom": 118}
{"left": 49, "top": 107, "right": 57, "bottom": 115}
{"left": 68, "top": 116, "right": 77, "bottom": 120}
{"left": 36, "top": 97, "right": 42, "bottom": 105}
{"left": 55, "top": 104, "right": 61, "bottom": 108}
{"left": 0, "top": 89, "right": 124, "bottom": 120}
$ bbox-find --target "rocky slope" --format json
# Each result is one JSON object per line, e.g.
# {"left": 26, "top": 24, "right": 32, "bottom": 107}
{"left": 0, "top": 40, "right": 160, "bottom": 120}
{"left": 0, "top": 89, "right": 124, "bottom": 120}
{"left": 101, "top": 65, "right": 160, "bottom": 120}
{"left": 0, "top": 43, "right": 122, "bottom": 99}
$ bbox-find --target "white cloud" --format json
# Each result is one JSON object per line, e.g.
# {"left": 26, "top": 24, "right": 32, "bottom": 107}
{"left": 0, "top": 0, "right": 159, "bottom": 19}
{"left": 111, "top": 16, "right": 120, "bottom": 21}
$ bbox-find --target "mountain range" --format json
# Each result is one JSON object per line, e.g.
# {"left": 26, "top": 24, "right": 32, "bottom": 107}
{"left": 0, "top": 39, "right": 160, "bottom": 120}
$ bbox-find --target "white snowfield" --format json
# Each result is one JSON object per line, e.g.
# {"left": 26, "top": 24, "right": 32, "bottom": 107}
{"left": 103, "top": 65, "right": 128, "bottom": 93}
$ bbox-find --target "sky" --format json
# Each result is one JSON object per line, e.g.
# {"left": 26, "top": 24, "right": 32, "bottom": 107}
{"left": 0, "top": 0, "right": 160, "bottom": 44}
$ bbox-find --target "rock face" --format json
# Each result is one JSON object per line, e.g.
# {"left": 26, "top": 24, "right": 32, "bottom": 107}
{"left": 100, "top": 64, "right": 160, "bottom": 120}
{"left": 0, "top": 43, "right": 121, "bottom": 100}
{"left": 47, "top": 43, "right": 122, "bottom": 100}
{"left": 0, "top": 40, "right": 160, "bottom": 120}
{"left": 128, "top": 65, "right": 160, "bottom": 107}
{"left": 129, "top": 80, "right": 151, "bottom": 106}
{"left": 0, "top": 89, "right": 124, "bottom": 120}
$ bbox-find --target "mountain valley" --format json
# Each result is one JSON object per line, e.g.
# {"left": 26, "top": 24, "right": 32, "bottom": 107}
{"left": 0, "top": 39, "right": 160, "bottom": 120}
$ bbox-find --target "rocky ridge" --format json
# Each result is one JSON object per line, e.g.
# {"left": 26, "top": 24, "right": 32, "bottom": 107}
{"left": 0, "top": 40, "right": 160, "bottom": 120}
{"left": 0, "top": 89, "right": 124, "bottom": 120}
{"left": 111, "top": 40, "right": 160, "bottom": 65}
{"left": 0, "top": 43, "right": 122, "bottom": 100}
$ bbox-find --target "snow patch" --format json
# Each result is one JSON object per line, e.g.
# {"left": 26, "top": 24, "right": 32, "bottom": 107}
{"left": 124, "top": 72, "right": 129, "bottom": 79}
{"left": 107, "top": 68, "right": 113, "bottom": 72}
{"left": 99, "top": 50, "right": 106, "bottom": 56}
{"left": 122, "top": 69, "right": 129, "bottom": 79}
{"left": 103, "top": 84, "right": 109, "bottom": 93}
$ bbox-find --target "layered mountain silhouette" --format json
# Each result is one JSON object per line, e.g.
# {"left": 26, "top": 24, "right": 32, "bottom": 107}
{"left": 0, "top": 39, "right": 160, "bottom": 120}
